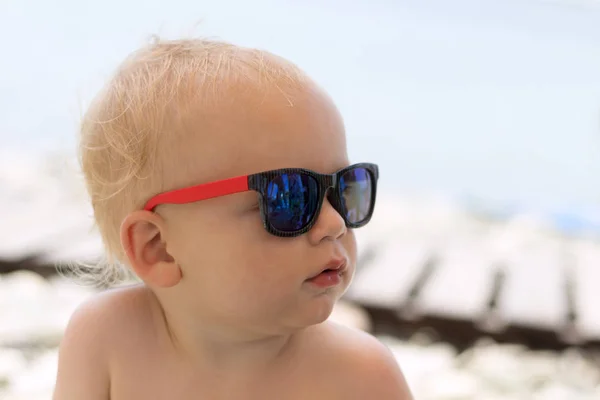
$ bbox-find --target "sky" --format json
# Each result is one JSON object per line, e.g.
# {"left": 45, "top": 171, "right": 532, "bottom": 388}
{"left": 1, "top": 0, "right": 600, "bottom": 210}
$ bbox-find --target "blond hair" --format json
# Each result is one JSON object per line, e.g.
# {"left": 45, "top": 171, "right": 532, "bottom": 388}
{"left": 78, "top": 37, "right": 308, "bottom": 285}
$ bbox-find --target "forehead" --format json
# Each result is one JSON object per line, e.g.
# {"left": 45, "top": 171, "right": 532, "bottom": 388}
{"left": 166, "top": 81, "right": 349, "bottom": 188}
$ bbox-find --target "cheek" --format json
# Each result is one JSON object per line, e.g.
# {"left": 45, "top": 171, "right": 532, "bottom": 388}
{"left": 216, "top": 236, "right": 311, "bottom": 308}
{"left": 167, "top": 203, "right": 259, "bottom": 261}
{"left": 235, "top": 233, "right": 306, "bottom": 288}
{"left": 341, "top": 230, "right": 358, "bottom": 281}
{"left": 344, "top": 230, "right": 358, "bottom": 262}
{"left": 170, "top": 211, "right": 299, "bottom": 290}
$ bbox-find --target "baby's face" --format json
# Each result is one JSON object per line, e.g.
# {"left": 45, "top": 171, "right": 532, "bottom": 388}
{"left": 158, "top": 80, "right": 356, "bottom": 334}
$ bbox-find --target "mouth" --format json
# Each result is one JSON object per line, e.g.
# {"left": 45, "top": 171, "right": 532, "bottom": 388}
{"left": 309, "top": 258, "right": 346, "bottom": 277}
{"left": 306, "top": 258, "right": 347, "bottom": 288}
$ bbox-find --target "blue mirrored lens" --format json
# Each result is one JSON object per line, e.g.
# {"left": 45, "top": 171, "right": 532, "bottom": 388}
{"left": 339, "top": 168, "right": 372, "bottom": 224}
{"left": 266, "top": 173, "right": 319, "bottom": 232}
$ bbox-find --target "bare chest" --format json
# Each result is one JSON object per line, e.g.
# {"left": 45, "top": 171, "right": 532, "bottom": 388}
{"left": 109, "top": 358, "right": 349, "bottom": 400}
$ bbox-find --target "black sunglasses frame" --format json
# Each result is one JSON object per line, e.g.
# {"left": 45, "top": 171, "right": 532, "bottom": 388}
{"left": 247, "top": 163, "right": 379, "bottom": 237}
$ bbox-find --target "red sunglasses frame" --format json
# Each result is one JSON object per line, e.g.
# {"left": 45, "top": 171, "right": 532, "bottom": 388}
{"left": 144, "top": 175, "right": 249, "bottom": 212}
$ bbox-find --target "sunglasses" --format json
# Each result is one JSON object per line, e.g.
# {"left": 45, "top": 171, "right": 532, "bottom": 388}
{"left": 144, "top": 163, "right": 379, "bottom": 237}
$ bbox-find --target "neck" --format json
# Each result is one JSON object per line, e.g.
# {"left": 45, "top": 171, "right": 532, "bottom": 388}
{"left": 149, "top": 289, "right": 298, "bottom": 375}
{"left": 181, "top": 329, "right": 296, "bottom": 372}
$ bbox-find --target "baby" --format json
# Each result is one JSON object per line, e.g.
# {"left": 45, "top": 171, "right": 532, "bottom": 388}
{"left": 53, "top": 37, "right": 413, "bottom": 399}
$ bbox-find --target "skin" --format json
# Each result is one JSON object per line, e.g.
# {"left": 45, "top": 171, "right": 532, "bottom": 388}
{"left": 53, "top": 74, "right": 413, "bottom": 400}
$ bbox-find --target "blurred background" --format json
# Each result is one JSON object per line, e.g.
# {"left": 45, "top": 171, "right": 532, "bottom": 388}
{"left": 2, "top": 0, "right": 600, "bottom": 399}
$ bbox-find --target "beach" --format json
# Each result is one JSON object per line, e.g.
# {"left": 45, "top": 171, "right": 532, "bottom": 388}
{"left": 1, "top": 150, "right": 600, "bottom": 399}
{"left": 1, "top": 272, "right": 600, "bottom": 399}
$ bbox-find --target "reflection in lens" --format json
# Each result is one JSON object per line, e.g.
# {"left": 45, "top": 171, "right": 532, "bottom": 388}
{"left": 266, "top": 173, "right": 319, "bottom": 232}
{"left": 339, "top": 168, "right": 372, "bottom": 224}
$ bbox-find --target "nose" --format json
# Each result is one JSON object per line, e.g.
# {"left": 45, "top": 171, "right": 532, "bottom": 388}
{"left": 307, "top": 196, "right": 346, "bottom": 245}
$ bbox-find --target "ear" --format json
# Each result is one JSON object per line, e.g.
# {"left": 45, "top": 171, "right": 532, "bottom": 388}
{"left": 120, "top": 210, "right": 182, "bottom": 288}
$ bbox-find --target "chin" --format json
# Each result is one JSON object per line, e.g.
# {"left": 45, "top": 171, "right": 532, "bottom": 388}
{"left": 298, "top": 290, "right": 340, "bottom": 327}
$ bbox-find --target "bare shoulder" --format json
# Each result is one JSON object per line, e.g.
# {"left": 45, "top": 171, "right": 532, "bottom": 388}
{"left": 305, "top": 321, "right": 414, "bottom": 400}
{"left": 53, "top": 284, "right": 155, "bottom": 399}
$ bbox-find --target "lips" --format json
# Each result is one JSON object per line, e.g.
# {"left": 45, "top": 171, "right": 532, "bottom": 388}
{"left": 308, "top": 258, "right": 347, "bottom": 280}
